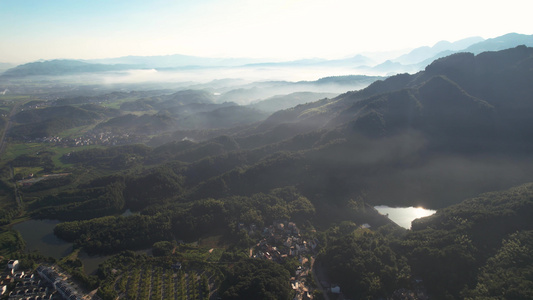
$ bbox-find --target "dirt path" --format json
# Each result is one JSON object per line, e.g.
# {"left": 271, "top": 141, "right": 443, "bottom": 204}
{"left": 311, "top": 258, "right": 330, "bottom": 300}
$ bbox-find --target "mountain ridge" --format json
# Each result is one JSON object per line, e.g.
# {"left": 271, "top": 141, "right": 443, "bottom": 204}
{"left": 0, "top": 59, "right": 141, "bottom": 78}
{"left": 249, "top": 46, "right": 533, "bottom": 153}
{"left": 2, "top": 33, "right": 531, "bottom": 79}
{"left": 393, "top": 36, "right": 485, "bottom": 65}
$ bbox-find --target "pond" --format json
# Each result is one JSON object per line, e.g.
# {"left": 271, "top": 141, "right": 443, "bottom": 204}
{"left": 374, "top": 206, "right": 436, "bottom": 229}
{"left": 12, "top": 219, "right": 72, "bottom": 259}
{"left": 14, "top": 218, "right": 153, "bottom": 275}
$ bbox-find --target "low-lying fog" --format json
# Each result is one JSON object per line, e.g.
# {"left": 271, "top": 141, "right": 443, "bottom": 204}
{"left": 2, "top": 65, "right": 388, "bottom": 105}
{"left": 104, "top": 65, "right": 387, "bottom": 84}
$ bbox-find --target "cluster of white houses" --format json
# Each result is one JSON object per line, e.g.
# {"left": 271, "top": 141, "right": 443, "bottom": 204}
{"left": 1, "top": 260, "right": 52, "bottom": 300}
{"left": 32, "top": 132, "right": 142, "bottom": 147}
{"left": 1, "top": 260, "right": 83, "bottom": 300}
{"left": 36, "top": 266, "right": 82, "bottom": 300}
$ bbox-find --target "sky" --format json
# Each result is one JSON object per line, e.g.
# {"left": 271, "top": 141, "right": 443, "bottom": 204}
{"left": 0, "top": 0, "right": 531, "bottom": 64}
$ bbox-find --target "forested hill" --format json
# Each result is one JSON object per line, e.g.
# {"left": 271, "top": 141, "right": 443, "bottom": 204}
{"left": 10, "top": 105, "right": 119, "bottom": 138}
{"left": 181, "top": 46, "right": 533, "bottom": 208}
{"left": 256, "top": 46, "right": 533, "bottom": 152}
{"left": 404, "top": 182, "right": 533, "bottom": 298}
{"left": 321, "top": 182, "right": 533, "bottom": 299}
{"left": 48, "top": 46, "right": 533, "bottom": 215}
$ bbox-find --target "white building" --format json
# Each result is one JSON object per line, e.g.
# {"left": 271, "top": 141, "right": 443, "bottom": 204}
{"left": 7, "top": 260, "right": 19, "bottom": 274}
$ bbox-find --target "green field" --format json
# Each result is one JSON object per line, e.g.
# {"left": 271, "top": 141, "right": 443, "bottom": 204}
{"left": 57, "top": 124, "right": 98, "bottom": 138}
{"left": 0, "top": 95, "right": 32, "bottom": 102}
{"left": 103, "top": 97, "right": 138, "bottom": 109}
{"left": 1, "top": 142, "right": 43, "bottom": 162}
{"left": 14, "top": 166, "right": 44, "bottom": 177}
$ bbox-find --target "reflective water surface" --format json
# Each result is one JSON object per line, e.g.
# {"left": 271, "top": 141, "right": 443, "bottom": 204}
{"left": 374, "top": 206, "right": 436, "bottom": 229}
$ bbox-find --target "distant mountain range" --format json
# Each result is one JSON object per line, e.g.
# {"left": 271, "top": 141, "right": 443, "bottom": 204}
{"left": 392, "top": 36, "right": 485, "bottom": 65}
{"left": 240, "top": 54, "right": 374, "bottom": 69}
{"left": 0, "top": 59, "right": 139, "bottom": 78}
{"left": 1, "top": 32, "right": 532, "bottom": 79}
{"left": 463, "top": 32, "right": 533, "bottom": 54}
{"left": 249, "top": 92, "right": 338, "bottom": 112}
{"left": 88, "top": 54, "right": 264, "bottom": 68}
{"left": 393, "top": 33, "right": 533, "bottom": 72}
{"left": 213, "top": 75, "right": 385, "bottom": 105}
{"left": 263, "top": 45, "right": 533, "bottom": 145}
{"left": 0, "top": 62, "right": 14, "bottom": 73}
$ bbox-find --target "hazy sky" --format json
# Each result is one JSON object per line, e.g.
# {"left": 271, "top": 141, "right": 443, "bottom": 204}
{"left": 0, "top": 0, "right": 531, "bottom": 63}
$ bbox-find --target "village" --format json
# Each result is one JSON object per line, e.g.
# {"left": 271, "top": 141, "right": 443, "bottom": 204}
{"left": 242, "top": 220, "right": 341, "bottom": 300}
{"left": 30, "top": 132, "right": 143, "bottom": 148}
{"left": 1, "top": 259, "right": 87, "bottom": 300}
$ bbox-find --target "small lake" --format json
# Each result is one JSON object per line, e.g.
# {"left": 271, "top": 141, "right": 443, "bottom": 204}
{"left": 13, "top": 210, "right": 135, "bottom": 261}
{"left": 14, "top": 219, "right": 108, "bottom": 274}
{"left": 374, "top": 206, "right": 436, "bottom": 229}
{"left": 12, "top": 219, "right": 72, "bottom": 259}
{"left": 14, "top": 218, "right": 153, "bottom": 275}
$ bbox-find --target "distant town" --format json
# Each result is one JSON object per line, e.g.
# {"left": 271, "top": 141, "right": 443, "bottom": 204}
{"left": 30, "top": 132, "right": 143, "bottom": 148}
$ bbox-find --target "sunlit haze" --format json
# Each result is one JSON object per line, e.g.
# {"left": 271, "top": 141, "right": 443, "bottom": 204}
{"left": 1, "top": 0, "right": 531, "bottom": 64}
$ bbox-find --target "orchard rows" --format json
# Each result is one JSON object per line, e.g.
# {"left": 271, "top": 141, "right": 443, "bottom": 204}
{"left": 115, "top": 266, "right": 211, "bottom": 300}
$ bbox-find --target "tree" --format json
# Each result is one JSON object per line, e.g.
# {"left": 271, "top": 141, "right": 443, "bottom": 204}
{"left": 220, "top": 259, "right": 291, "bottom": 300}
